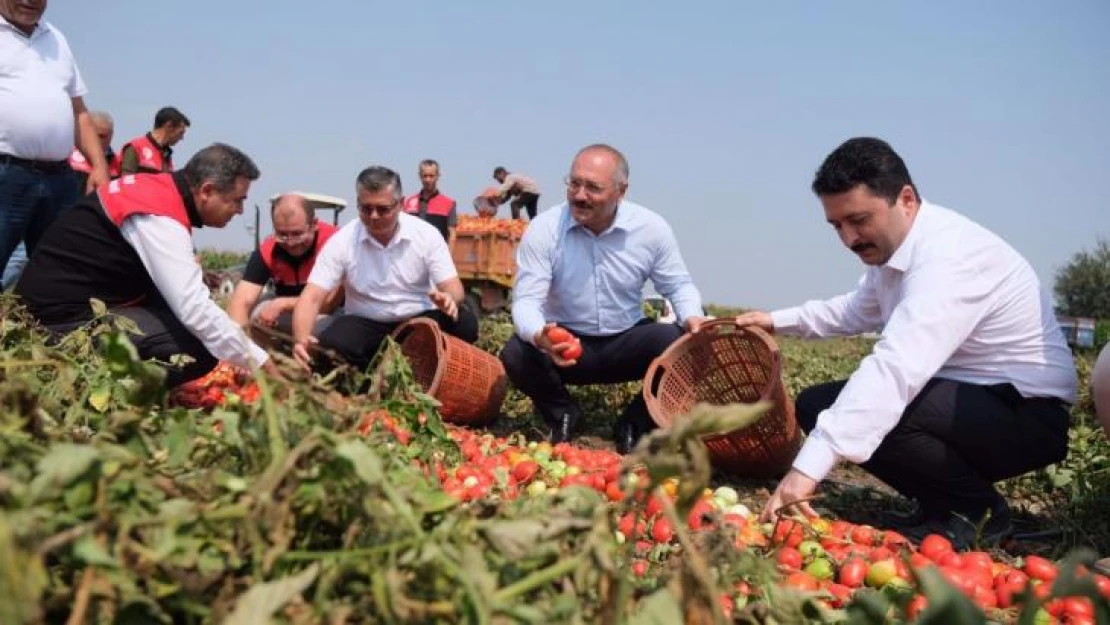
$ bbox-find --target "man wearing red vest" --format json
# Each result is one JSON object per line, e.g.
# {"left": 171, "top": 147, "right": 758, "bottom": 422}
{"left": 402, "top": 159, "right": 456, "bottom": 241}
{"left": 68, "top": 110, "right": 121, "bottom": 189}
{"left": 119, "top": 106, "right": 190, "bottom": 175}
{"left": 226, "top": 193, "right": 344, "bottom": 342}
{"left": 15, "top": 143, "right": 278, "bottom": 387}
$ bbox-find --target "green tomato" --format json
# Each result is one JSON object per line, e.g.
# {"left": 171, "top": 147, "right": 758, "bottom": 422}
{"left": 798, "top": 540, "right": 825, "bottom": 559}
{"left": 804, "top": 557, "right": 835, "bottom": 581}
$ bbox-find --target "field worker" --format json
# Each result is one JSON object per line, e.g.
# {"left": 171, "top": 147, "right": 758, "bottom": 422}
{"left": 291, "top": 165, "right": 477, "bottom": 382}
{"left": 226, "top": 193, "right": 343, "bottom": 343}
{"left": 403, "top": 159, "right": 457, "bottom": 241}
{"left": 15, "top": 143, "right": 278, "bottom": 387}
{"left": 492, "top": 166, "right": 541, "bottom": 220}
{"left": 119, "top": 106, "right": 190, "bottom": 175}
{"left": 735, "top": 137, "right": 1077, "bottom": 549}
{"left": 501, "top": 144, "right": 708, "bottom": 453}
{"left": 68, "top": 110, "right": 121, "bottom": 190}
{"left": 1, "top": 0, "right": 111, "bottom": 288}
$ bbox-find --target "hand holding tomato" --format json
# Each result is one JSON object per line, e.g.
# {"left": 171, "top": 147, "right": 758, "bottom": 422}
{"left": 535, "top": 323, "right": 582, "bottom": 367}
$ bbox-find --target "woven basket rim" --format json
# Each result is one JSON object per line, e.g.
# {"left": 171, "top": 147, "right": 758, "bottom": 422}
{"left": 642, "top": 319, "right": 782, "bottom": 428}
{"left": 390, "top": 317, "right": 448, "bottom": 396}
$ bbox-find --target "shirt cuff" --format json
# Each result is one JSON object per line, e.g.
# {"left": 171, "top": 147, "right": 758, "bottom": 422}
{"left": 245, "top": 341, "right": 270, "bottom": 369}
{"left": 517, "top": 319, "right": 545, "bottom": 346}
{"left": 791, "top": 433, "right": 839, "bottom": 483}
{"left": 771, "top": 307, "right": 802, "bottom": 333}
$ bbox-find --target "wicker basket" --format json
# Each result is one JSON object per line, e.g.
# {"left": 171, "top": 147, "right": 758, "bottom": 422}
{"left": 390, "top": 318, "right": 508, "bottom": 425}
{"left": 642, "top": 319, "right": 802, "bottom": 477}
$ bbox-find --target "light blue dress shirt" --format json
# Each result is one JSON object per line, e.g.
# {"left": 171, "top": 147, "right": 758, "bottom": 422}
{"left": 511, "top": 200, "right": 703, "bottom": 343}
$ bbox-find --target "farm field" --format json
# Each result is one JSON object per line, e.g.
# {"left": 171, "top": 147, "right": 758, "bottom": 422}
{"left": 1, "top": 292, "right": 1108, "bottom": 624}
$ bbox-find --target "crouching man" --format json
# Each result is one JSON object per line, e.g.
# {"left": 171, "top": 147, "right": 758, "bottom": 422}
{"left": 291, "top": 166, "right": 477, "bottom": 383}
{"left": 16, "top": 143, "right": 277, "bottom": 386}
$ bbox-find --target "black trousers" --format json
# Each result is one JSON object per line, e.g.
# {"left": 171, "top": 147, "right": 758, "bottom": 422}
{"left": 499, "top": 319, "right": 683, "bottom": 427}
{"left": 797, "top": 377, "right": 1071, "bottom": 518}
{"left": 315, "top": 308, "right": 479, "bottom": 375}
{"left": 48, "top": 306, "right": 218, "bottom": 388}
{"left": 510, "top": 193, "right": 540, "bottom": 220}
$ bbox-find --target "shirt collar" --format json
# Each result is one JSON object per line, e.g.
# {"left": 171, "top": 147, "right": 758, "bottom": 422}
{"left": 358, "top": 212, "right": 414, "bottom": 247}
{"left": 172, "top": 171, "right": 204, "bottom": 229}
{"left": 561, "top": 201, "right": 635, "bottom": 236}
{"left": 0, "top": 14, "right": 48, "bottom": 39}
{"left": 883, "top": 200, "right": 932, "bottom": 272}
{"left": 419, "top": 188, "right": 440, "bottom": 201}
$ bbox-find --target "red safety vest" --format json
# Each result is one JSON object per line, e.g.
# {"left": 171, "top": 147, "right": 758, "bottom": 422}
{"left": 258, "top": 221, "right": 339, "bottom": 288}
{"left": 403, "top": 192, "right": 455, "bottom": 217}
{"left": 122, "top": 134, "right": 173, "bottom": 173}
{"left": 99, "top": 174, "right": 192, "bottom": 232}
{"left": 68, "top": 148, "right": 122, "bottom": 178}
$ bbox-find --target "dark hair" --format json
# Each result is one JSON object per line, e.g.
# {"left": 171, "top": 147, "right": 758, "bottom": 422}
{"left": 154, "top": 106, "right": 191, "bottom": 129}
{"left": 356, "top": 166, "right": 403, "bottom": 202}
{"left": 182, "top": 143, "right": 260, "bottom": 193}
{"left": 419, "top": 159, "right": 439, "bottom": 171}
{"left": 493, "top": 166, "right": 507, "bottom": 178}
{"left": 812, "top": 137, "right": 919, "bottom": 204}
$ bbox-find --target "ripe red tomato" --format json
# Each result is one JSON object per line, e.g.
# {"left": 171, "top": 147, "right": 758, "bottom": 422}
{"left": 631, "top": 560, "right": 648, "bottom": 577}
{"left": 838, "top": 558, "right": 868, "bottom": 588}
{"left": 651, "top": 518, "right": 675, "bottom": 543}
{"left": 776, "top": 547, "right": 803, "bottom": 570}
{"left": 919, "top": 534, "right": 953, "bottom": 562}
{"left": 545, "top": 326, "right": 573, "bottom": 344}
{"left": 1023, "top": 555, "right": 1058, "bottom": 582}
{"left": 561, "top": 341, "right": 583, "bottom": 361}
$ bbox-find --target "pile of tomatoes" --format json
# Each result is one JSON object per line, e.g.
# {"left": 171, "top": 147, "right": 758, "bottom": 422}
{"left": 355, "top": 409, "right": 1110, "bottom": 624}
{"left": 168, "top": 362, "right": 261, "bottom": 409}
{"left": 456, "top": 214, "right": 528, "bottom": 238}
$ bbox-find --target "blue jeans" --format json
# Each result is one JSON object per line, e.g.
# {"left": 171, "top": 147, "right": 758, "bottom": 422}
{"left": 0, "top": 161, "right": 81, "bottom": 287}
{"left": 1, "top": 242, "right": 27, "bottom": 290}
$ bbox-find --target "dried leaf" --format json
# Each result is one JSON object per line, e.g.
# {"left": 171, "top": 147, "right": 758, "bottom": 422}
{"left": 628, "top": 587, "right": 683, "bottom": 625}
{"left": 224, "top": 563, "right": 320, "bottom": 625}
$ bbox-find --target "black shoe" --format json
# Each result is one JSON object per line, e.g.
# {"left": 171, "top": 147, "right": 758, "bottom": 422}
{"left": 880, "top": 502, "right": 940, "bottom": 530}
{"left": 902, "top": 501, "right": 1014, "bottom": 551}
{"left": 549, "top": 411, "right": 584, "bottom": 444}
{"left": 614, "top": 413, "right": 655, "bottom": 455}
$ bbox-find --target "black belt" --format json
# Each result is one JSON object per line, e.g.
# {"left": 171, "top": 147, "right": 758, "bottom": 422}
{"left": 0, "top": 153, "right": 70, "bottom": 173}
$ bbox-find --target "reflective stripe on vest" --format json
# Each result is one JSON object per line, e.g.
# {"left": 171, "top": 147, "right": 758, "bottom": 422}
{"left": 69, "top": 148, "right": 122, "bottom": 178}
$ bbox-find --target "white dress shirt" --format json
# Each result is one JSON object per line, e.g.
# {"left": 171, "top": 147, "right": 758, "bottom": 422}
{"left": 0, "top": 17, "right": 86, "bottom": 160}
{"left": 120, "top": 215, "right": 270, "bottom": 370}
{"left": 512, "top": 200, "right": 703, "bottom": 343}
{"left": 308, "top": 213, "right": 458, "bottom": 322}
{"left": 773, "top": 201, "right": 1078, "bottom": 483}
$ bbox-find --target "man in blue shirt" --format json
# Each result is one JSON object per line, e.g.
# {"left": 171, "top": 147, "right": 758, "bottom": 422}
{"left": 502, "top": 144, "right": 707, "bottom": 453}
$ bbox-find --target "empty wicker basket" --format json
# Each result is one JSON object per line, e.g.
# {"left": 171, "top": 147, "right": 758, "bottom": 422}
{"left": 642, "top": 319, "right": 802, "bottom": 477}
{"left": 390, "top": 318, "right": 508, "bottom": 425}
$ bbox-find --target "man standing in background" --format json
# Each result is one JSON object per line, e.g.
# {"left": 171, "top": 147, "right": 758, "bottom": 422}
{"left": 119, "top": 106, "right": 190, "bottom": 175}
{"left": 403, "top": 159, "right": 456, "bottom": 241}
{"left": 69, "top": 110, "right": 120, "bottom": 190}
{"left": 1, "top": 0, "right": 110, "bottom": 289}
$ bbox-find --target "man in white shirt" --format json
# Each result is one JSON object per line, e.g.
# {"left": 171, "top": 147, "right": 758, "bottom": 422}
{"left": 503, "top": 144, "right": 708, "bottom": 453}
{"left": 291, "top": 166, "right": 476, "bottom": 386}
{"left": 1, "top": 1, "right": 110, "bottom": 286}
{"left": 15, "top": 143, "right": 277, "bottom": 387}
{"left": 736, "top": 137, "right": 1078, "bottom": 548}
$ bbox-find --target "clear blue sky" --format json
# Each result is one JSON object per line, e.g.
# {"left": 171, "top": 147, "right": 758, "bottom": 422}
{"left": 50, "top": 1, "right": 1108, "bottom": 309}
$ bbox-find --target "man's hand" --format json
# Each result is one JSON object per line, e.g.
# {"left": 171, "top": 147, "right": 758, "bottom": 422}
{"left": 86, "top": 164, "right": 110, "bottom": 193}
{"left": 758, "top": 468, "right": 820, "bottom": 523}
{"left": 533, "top": 323, "right": 579, "bottom": 368}
{"left": 429, "top": 290, "right": 458, "bottom": 320}
{"left": 292, "top": 336, "right": 318, "bottom": 371}
{"left": 734, "top": 310, "right": 775, "bottom": 333}
{"left": 257, "top": 298, "right": 291, "bottom": 327}
{"left": 684, "top": 315, "right": 709, "bottom": 334}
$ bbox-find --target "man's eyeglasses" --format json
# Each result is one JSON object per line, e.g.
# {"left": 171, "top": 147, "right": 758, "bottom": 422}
{"left": 564, "top": 176, "right": 612, "bottom": 196}
{"left": 358, "top": 200, "right": 400, "bottom": 217}
{"left": 274, "top": 229, "right": 313, "bottom": 244}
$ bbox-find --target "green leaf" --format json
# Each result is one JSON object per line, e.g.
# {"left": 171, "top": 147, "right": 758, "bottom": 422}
{"left": 335, "top": 440, "right": 384, "bottom": 486}
{"left": 29, "top": 443, "right": 99, "bottom": 503}
{"left": 224, "top": 563, "right": 320, "bottom": 625}
{"left": 74, "top": 534, "right": 118, "bottom": 568}
{"left": 164, "top": 418, "right": 195, "bottom": 469}
{"left": 628, "top": 587, "right": 683, "bottom": 625}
